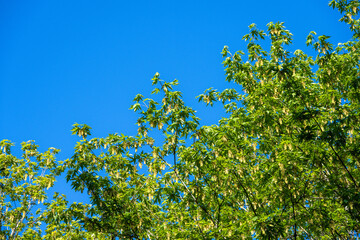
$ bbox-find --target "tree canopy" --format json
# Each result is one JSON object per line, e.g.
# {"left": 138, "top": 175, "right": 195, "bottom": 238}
{"left": 1, "top": 0, "right": 360, "bottom": 239}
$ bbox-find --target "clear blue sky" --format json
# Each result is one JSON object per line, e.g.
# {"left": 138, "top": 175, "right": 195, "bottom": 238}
{"left": 0, "top": 0, "right": 353, "bottom": 202}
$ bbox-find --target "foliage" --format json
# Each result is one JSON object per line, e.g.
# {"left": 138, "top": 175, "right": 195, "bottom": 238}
{"left": 1, "top": 0, "right": 360, "bottom": 239}
{"left": 0, "top": 140, "right": 64, "bottom": 239}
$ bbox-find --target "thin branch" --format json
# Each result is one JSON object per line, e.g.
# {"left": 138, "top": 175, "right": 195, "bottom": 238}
{"left": 231, "top": 170, "right": 258, "bottom": 216}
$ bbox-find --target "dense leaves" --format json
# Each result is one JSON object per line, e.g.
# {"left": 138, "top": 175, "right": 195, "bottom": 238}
{"left": 1, "top": 0, "right": 360, "bottom": 239}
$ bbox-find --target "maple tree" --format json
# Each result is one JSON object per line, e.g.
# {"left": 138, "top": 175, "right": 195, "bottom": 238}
{"left": 1, "top": 0, "right": 359, "bottom": 239}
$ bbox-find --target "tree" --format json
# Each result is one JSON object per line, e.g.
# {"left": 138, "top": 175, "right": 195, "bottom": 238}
{"left": 1, "top": 0, "right": 360, "bottom": 239}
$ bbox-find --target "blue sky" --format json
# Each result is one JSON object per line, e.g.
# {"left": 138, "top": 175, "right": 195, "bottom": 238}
{"left": 0, "top": 0, "right": 353, "bottom": 202}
